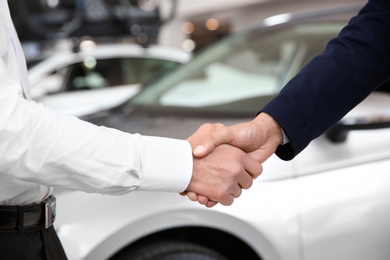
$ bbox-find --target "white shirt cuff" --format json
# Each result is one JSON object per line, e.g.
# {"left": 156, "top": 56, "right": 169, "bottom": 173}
{"left": 137, "top": 136, "right": 193, "bottom": 193}
{"left": 281, "top": 128, "right": 289, "bottom": 145}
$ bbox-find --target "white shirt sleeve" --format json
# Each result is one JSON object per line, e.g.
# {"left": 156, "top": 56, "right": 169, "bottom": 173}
{"left": 0, "top": 76, "right": 193, "bottom": 194}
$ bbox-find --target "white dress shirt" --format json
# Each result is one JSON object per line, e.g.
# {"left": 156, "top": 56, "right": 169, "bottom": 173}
{"left": 0, "top": 1, "right": 192, "bottom": 205}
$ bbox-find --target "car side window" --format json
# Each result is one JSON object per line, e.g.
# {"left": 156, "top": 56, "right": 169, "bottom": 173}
{"left": 32, "top": 57, "right": 182, "bottom": 99}
{"left": 61, "top": 57, "right": 180, "bottom": 92}
{"left": 122, "top": 58, "right": 180, "bottom": 85}
{"left": 64, "top": 58, "right": 111, "bottom": 91}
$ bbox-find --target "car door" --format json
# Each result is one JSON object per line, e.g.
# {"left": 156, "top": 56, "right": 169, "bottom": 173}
{"left": 292, "top": 91, "right": 390, "bottom": 259}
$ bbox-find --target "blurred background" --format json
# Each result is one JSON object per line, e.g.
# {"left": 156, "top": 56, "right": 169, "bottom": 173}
{"left": 12, "top": 0, "right": 366, "bottom": 117}
{"left": 10, "top": 0, "right": 364, "bottom": 58}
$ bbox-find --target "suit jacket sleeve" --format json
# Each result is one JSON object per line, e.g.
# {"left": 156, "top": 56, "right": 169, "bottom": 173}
{"left": 261, "top": 0, "right": 390, "bottom": 160}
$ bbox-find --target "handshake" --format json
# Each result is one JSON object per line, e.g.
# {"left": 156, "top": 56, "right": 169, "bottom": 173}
{"left": 181, "top": 113, "right": 283, "bottom": 208}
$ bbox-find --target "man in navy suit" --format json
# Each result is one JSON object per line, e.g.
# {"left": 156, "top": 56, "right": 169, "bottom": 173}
{"left": 184, "top": 0, "right": 390, "bottom": 207}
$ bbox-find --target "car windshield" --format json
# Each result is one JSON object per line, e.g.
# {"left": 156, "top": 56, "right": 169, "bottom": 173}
{"left": 129, "top": 21, "right": 346, "bottom": 116}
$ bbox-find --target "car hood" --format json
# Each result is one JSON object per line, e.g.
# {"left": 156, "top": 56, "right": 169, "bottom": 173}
{"left": 85, "top": 109, "right": 251, "bottom": 140}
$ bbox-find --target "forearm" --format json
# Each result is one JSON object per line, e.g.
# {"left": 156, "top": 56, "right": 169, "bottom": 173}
{"left": 252, "top": 112, "right": 284, "bottom": 148}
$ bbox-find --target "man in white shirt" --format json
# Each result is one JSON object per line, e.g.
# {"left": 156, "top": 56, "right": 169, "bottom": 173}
{"left": 0, "top": 1, "right": 261, "bottom": 259}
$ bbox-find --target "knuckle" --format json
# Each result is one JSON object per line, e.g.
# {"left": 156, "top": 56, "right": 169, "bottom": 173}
{"left": 231, "top": 164, "right": 244, "bottom": 177}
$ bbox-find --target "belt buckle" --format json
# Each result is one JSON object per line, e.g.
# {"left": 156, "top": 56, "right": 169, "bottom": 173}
{"left": 44, "top": 196, "right": 56, "bottom": 229}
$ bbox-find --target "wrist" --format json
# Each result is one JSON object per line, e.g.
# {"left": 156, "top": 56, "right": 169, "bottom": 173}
{"left": 254, "top": 112, "right": 284, "bottom": 145}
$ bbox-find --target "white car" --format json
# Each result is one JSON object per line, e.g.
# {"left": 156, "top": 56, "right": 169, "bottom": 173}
{"left": 54, "top": 3, "right": 390, "bottom": 260}
{"left": 28, "top": 44, "right": 191, "bottom": 117}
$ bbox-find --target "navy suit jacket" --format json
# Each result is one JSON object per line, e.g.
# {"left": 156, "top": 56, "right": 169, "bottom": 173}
{"left": 261, "top": 0, "right": 390, "bottom": 160}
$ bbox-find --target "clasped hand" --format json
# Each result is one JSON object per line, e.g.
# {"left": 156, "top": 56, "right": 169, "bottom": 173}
{"left": 181, "top": 113, "right": 283, "bottom": 207}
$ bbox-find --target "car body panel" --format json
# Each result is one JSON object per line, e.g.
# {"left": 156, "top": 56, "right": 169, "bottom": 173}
{"left": 296, "top": 158, "right": 390, "bottom": 260}
{"left": 37, "top": 85, "right": 141, "bottom": 117}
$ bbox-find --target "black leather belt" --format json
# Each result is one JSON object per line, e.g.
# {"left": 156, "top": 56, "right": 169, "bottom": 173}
{"left": 0, "top": 196, "right": 56, "bottom": 232}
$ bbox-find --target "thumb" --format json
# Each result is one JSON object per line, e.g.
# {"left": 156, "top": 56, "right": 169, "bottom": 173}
{"left": 188, "top": 123, "right": 230, "bottom": 158}
{"left": 193, "top": 145, "right": 212, "bottom": 157}
{"left": 248, "top": 142, "right": 278, "bottom": 164}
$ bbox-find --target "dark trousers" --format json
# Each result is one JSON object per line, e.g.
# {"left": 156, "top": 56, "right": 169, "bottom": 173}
{"left": 0, "top": 226, "right": 67, "bottom": 260}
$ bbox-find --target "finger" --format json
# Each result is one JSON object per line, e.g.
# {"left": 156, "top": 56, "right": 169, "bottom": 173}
{"left": 206, "top": 201, "right": 218, "bottom": 208}
{"left": 248, "top": 147, "right": 276, "bottom": 165}
{"left": 232, "top": 186, "right": 242, "bottom": 198}
{"left": 244, "top": 154, "right": 263, "bottom": 179}
{"left": 236, "top": 170, "right": 254, "bottom": 190}
{"left": 235, "top": 156, "right": 261, "bottom": 190}
{"left": 197, "top": 195, "right": 210, "bottom": 205}
{"left": 213, "top": 184, "right": 241, "bottom": 206}
{"left": 219, "top": 196, "right": 234, "bottom": 206}
{"left": 186, "top": 191, "right": 198, "bottom": 202}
